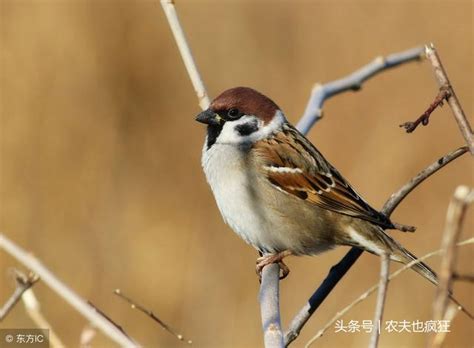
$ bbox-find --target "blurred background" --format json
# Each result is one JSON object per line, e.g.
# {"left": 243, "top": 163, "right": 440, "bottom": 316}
{"left": 1, "top": 0, "right": 473, "bottom": 347}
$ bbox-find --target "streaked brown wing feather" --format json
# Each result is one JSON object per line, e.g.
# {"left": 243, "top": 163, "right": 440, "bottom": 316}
{"left": 253, "top": 124, "right": 393, "bottom": 228}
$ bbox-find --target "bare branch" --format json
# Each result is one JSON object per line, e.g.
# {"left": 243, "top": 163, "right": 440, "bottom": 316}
{"left": 368, "top": 253, "right": 390, "bottom": 348}
{"left": 382, "top": 146, "right": 468, "bottom": 216}
{"left": 430, "top": 303, "right": 460, "bottom": 348}
{"left": 22, "top": 287, "right": 66, "bottom": 348}
{"left": 160, "top": 0, "right": 210, "bottom": 110}
{"left": 259, "top": 264, "right": 284, "bottom": 348}
{"left": 400, "top": 87, "right": 450, "bottom": 133}
{"left": 424, "top": 44, "right": 474, "bottom": 154}
{"left": 114, "top": 289, "right": 192, "bottom": 345}
{"left": 430, "top": 186, "right": 473, "bottom": 348}
{"left": 285, "top": 146, "right": 467, "bottom": 346}
{"left": 0, "top": 233, "right": 138, "bottom": 348}
{"left": 296, "top": 46, "right": 424, "bottom": 133}
{"left": 0, "top": 270, "right": 38, "bottom": 321}
{"left": 303, "top": 238, "right": 474, "bottom": 347}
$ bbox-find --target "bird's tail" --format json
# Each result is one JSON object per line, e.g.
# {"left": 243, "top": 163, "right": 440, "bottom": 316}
{"left": 386, "top": 236, "right": 438, "bottom": 286}
{"left": 348, "top": 225, "right": 438, "bottom": 285}
{"left": 375, "top": 229, "right": 473, "bottom": 320}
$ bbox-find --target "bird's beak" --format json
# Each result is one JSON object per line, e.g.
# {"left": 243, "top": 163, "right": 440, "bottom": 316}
{"left": 195, "top": 109, "right": 224, "bottom": 126}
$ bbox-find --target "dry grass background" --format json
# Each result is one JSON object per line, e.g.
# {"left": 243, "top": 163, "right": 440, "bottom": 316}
{"left": 0, "top": 0, "right": 473, "bottom": 347}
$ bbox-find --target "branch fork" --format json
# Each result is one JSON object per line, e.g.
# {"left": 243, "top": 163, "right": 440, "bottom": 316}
{"left": 0, "top": 270, "right": 39, "bottom": 321}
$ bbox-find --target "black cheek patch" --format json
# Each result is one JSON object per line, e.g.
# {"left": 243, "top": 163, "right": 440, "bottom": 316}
{"left": 206, "top": 125, "right": 223, "bottom": 150}
{"left": 236, "top": 121, "right": 259, "bottom": 136}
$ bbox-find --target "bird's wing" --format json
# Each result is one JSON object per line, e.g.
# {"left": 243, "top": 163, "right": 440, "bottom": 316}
{"left": 253, "top": 124, "right": 393, "bottom": 229}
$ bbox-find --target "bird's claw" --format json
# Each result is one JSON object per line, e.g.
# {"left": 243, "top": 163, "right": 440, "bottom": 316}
{"left": 256, "top": 250, "right": 292, "bottom": 280}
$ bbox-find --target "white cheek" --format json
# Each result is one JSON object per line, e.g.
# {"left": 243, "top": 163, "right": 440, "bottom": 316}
{"left": 215, "top": 110, "right": 286, "bottom": 145}
{"left": 216, "top": 117, "right": 257, "bottom": 144}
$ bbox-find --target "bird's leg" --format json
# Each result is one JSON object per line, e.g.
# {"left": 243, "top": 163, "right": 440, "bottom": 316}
{"left": 256, "top": 250, "right": 292, "bottom": 280}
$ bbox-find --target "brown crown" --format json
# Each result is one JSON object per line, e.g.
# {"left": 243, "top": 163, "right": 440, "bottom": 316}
{"left": 210, "top": 87, "right": 280, "bottom": 124}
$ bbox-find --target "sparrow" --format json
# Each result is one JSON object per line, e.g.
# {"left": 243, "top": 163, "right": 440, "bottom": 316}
{"left": 195, "top": 86, "right": 437, "bottom": 284}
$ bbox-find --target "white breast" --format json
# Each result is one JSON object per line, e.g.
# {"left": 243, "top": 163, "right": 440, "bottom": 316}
{"left": 202, "top": 142, "right": 267, "bottom": 249}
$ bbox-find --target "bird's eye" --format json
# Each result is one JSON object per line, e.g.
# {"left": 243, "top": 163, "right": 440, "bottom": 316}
{"left": 227, "top": 108, "right": 240, "bottom": 119}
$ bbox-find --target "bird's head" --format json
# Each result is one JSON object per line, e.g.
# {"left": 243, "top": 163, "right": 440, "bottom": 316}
{"left": 195, "top": 87, "right": 286, "bottom": 149}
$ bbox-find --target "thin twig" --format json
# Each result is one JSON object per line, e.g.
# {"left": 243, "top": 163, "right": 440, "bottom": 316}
{"left": 400, "top": 87, "right": 450, "bottom": 133}
{"left": 160, "top": 0, "right": 210, "bottom": 110}
{"left": 0, "top": 233, "right": 138, "bottom": 348}
{"left": 453, "top": 272, "right": 474, "bottom": 282}
{"left": 430, "top": 186, "right": 473, "bottom": 348}
{"left": 22, "top": 287, "right": 66, "bottom": 348}
{"left": 87, "top": 300, "right": 131, "bottom": 339}
{"left": 303, "top": 238, "right": 474, "bottom": 347}
{"left": 296, "top": 46, "right": 425, "bottom": 133}
{"left": 368, "top": 253, "right": 390, "bottom": 348}
{"left": 284, "top": 146, "right": 467, "bottom": 346}
{"left": 0, "top": 270, "right": 39, "bottom": 321}
{"left": 114, "top": 289, "right": 192, "bottom": 345}
{"left": 392, "top": 222, "right": 416, "bottom": 233}
{"left": 259, "top": 264, "right": 284, "bottom": 348}
{"left": 424, "top": 44, "right": 474, "bottom": 154}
